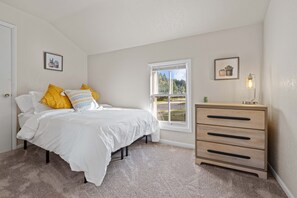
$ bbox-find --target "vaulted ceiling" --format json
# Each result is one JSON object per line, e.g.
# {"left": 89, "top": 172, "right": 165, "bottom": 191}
{"left": 0, "top": 0, "right": 270, "bottom": 55}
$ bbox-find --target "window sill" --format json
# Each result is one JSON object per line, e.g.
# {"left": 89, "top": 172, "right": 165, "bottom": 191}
{"left": 160, "top": 124, "right": 192, "bottom": 133}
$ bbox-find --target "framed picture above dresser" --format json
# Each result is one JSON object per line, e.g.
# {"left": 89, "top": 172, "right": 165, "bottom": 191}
{"left": 195, "top": 103, "right": 268, "bottom": 179}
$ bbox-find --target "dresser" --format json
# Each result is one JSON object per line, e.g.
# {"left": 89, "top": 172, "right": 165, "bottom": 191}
{"left": 195, "top": 103, "right": 268, "bottom": 179}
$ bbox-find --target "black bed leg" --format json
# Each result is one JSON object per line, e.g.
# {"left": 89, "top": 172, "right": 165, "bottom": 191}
{"left": 145, "top": 135, "right": 148, "bottom": 144}
{"left": 121, "top": 148, "right": 124, "bottom": 160}
{"left": 24, "top": 140, "right": 27, "bottom": 150}
{"left": 46, "top": 150, "right": 50, "bottom": 164}
{"left": 126, "top": 146, "right": 128, "bottom": 156}
{"left": 84, "top": 176, "right": 87, "bottom": 183}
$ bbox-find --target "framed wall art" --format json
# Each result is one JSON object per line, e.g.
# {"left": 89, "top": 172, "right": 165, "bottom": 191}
{"left": 214, "top": 57, "right": 239, "bottom": 80}
{"left": 44, "top": 52, "right": 63, "bottom": 72}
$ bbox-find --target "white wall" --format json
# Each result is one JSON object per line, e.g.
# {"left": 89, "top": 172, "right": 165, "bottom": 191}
{"left": 0, "top": 2, "right": 87, "bottom": 94}
{"left": 263, "top": 0, "right": 297, "bottom": 197}
{"left": 88, "top": 24, "right": 263, "bottom": 145}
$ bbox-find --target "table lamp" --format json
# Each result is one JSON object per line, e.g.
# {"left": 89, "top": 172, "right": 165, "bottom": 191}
{"left": 242, "top": 73, "right": 258, "bottom": 104}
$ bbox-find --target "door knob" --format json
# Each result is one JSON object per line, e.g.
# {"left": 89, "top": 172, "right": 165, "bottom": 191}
{"left": 4, "top": 93, "right": 10, "bottom": 97}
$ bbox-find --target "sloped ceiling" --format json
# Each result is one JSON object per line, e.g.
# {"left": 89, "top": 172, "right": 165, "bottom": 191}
{"left": 0, "top": 0, "right": 270, "bottom": 55}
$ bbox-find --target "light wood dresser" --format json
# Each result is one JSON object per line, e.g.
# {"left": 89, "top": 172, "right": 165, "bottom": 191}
{"left": 195, "top": 103, "right": 268, "bottom": 179}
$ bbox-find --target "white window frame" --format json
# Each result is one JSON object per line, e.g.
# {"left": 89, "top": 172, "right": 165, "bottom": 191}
{"left": 149, "top": 59, "right": 192, "bottom": 133}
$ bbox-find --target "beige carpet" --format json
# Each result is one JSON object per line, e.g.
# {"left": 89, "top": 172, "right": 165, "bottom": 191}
{"left": 0, "top": 141, "right": 286, "bottom": 198}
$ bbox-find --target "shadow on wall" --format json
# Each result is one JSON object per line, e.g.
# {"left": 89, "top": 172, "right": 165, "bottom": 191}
{"left": 268, "top": 107, "right": 293, "bottom": 173}
{"left": 268, "top": 107, "right": 280, "bottom": 171}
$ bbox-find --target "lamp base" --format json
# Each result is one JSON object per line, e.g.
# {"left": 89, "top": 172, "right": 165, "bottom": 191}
{"left": 242, "top": 101, "right": 258, "bottom": 105}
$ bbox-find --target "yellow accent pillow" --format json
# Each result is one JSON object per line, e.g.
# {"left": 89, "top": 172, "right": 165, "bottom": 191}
{"left": 80, "top": 84, "right": 100, "bottom": 101}
{"left": 41, "top": 84, "right": 72, "bottom": 109}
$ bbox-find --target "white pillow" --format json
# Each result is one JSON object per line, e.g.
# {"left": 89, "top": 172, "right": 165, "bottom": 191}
{"left": 100, "top": 104, "right": 113, "bottom": 108}
{"left": 15, "top": 94, "right": 34, "bottom": 113}
{"left": 29, "top": 91, "right": 52, "bottom": 114}
{"left": 65, "top": 90, "right": 98, "bottom": 111}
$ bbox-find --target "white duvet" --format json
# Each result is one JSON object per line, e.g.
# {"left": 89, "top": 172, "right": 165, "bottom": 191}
{"left": 17, "top": 107, "right": 160, "bottom": 186}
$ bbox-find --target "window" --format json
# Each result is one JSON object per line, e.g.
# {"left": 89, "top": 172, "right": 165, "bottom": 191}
{"left": 149, "top": 59, "right": 191, "bottom": 133}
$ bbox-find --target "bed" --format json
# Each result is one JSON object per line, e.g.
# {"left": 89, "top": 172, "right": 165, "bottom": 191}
{"left": 17, "top": 106, "right": 160, "bottom": 186}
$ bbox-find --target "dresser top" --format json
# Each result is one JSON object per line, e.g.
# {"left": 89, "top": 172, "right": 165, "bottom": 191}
{"left": 195, "top": 103, "right": 267, "bottom": 111}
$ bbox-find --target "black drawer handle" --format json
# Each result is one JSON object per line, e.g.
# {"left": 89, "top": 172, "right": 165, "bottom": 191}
{"left": 207, "top": 132, "right": 251, "bottom": 140}
{"left": 207, "top": 149, "right": 251, "bottom": 159}
{"left": 207, "top": 115, "right": 251, "bottom": 121}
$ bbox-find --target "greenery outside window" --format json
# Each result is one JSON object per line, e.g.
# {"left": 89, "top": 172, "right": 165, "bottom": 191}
{"left": 149, "top": 59, "right": 191, "bottom": 133}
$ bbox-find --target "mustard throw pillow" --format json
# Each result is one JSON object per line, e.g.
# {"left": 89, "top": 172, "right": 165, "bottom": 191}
{"left": 41, "top": 84, "right": 72, "bottom": 109}
{"left": 80, "top": 84, "right": 100, "bottom": 101}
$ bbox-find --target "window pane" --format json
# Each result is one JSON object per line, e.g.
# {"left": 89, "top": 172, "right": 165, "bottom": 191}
{"left": 171, "top": 68, "right": 187, "bottom": 95}
{"left": 153, "top": 96, "right": 168, "bottom": 121}
{"left": 152, "top": 70, "right": 170, "bottom": 94}
{"left": 170, "top": 96, "right": 186, "bottom": 122}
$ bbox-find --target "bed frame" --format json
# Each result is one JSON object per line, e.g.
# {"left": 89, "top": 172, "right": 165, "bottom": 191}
{"left": 23, "top": 135, "right": 149, "bottom": 184}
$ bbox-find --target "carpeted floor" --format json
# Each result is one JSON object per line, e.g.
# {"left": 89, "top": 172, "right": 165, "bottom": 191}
{"left": 0, "top": 141, "right": 286, "bottom": 198}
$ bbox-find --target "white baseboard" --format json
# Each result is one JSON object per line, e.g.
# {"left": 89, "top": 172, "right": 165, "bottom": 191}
{"left": 159, "top": 139, "right": 195, "bottom": 149}
{"left": 16, "top": 141, "right": 32, "bottom": 149}
{"left": 269, "top": 164, "right": 295, "bottom": 198}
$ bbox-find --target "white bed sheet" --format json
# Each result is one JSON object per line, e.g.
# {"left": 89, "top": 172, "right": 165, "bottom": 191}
{"left": 17, "top": 107, "right": 160, "bottom": 186}
{"left": 18, "top": 112, "right": 34, "bottom": 128}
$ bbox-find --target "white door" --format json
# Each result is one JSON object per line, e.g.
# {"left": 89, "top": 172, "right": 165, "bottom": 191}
{"left": 0, "top": 24, "right": 12, "bottom": 153}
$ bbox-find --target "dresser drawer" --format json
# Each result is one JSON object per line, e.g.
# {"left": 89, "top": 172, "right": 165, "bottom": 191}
{"left": 196, "top": 141, "right": 265, "bottom": 169}
{"left": 196, "top": 125, "right": 265, "bottom": 149}
{"left": 196, "top": 108, "right": 265, "bottom": 130}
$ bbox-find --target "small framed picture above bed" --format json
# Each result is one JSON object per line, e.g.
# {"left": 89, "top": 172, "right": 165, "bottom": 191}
{"left": 214, "top": 57, "right": 239, "bottom": 80}
{"left": 44, "top": 52, "right": 63, "bottom": 72}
